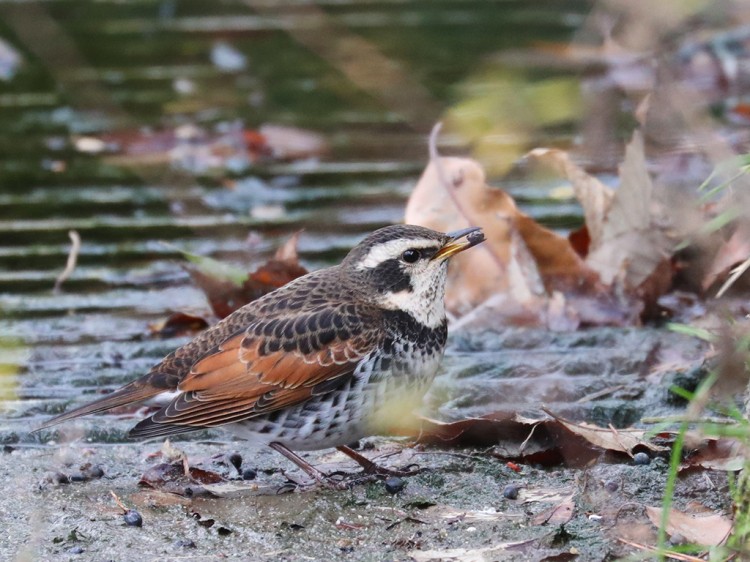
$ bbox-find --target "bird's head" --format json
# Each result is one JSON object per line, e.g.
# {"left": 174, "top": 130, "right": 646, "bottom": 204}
{"left": 342, "top": 224, "right": 485, "bottom": 327}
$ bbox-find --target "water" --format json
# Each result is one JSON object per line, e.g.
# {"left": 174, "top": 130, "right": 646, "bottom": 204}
{"left": 0, "top": 0, "right": 589, "bottom": 443}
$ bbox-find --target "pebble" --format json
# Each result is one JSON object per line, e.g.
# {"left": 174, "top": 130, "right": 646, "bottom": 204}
{"left": 123, "top": 510, "right": 143, "bottom": 527}
{"left": 242, "top": 468, "right": 257, "bottom": 480}
{"left": 68, "top": 546, "right": 84, "bottom": 555}
{"left": 502, "top": 484, "right": 520, "bottom": 500}
{"left": 173, "top": 539, "right": 196, "bottom": 549}
{"left": 384, "top": 476, "right": 405, "bottom": 494}
{"left": 633, "top": 452, "right": 650, "bottom": 465}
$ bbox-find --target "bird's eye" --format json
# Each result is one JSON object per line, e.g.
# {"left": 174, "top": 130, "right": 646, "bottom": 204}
{"left": 401, "top": 249, "right": 421, "bottom": 263}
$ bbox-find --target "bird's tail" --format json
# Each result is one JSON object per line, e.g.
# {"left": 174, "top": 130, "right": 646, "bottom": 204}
{"left": 34, "top": 380, "right": 165, "bottom": 431}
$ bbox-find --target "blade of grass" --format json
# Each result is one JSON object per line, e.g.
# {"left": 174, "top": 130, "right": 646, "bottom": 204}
{"left": 658, "top": 371, "right": 719, "bottom": 561}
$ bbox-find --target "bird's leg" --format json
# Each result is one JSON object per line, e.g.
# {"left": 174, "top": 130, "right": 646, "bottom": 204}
{"left": 269, "top": 442, "right": 349, "bottom": 490}
{"left": 336, "top": 445, "right": 421, "bottom": 477}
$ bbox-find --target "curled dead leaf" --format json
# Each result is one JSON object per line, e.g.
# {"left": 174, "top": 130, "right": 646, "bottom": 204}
{"left": 543, "top": 408, "right": 666, "bottom": 456}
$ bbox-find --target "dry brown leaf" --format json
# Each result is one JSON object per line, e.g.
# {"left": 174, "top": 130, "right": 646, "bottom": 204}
{"left": 703, "top": 222, "right": 750, "bottom": 292}
{"left": 586, "top": 132, "right": 672, "bottom": 287}
{"left": 527, "top": 148, "right": 614, "bottom": 249}
{"left": 529, "top": 133, "right": 673, "bottom": 290}
{"left": 406, "top": 124, "right": 604, "bottom": 319}
{"left": 184, "top": 233, "right": 308, "bottom": 319}
{"left": 532, "top": 495, "right": 575, "bottom": 526}
{"left": 405, "top": 128, "right": 542, "bottom": 315}
{"left": 521, "top": 487, "right": 575, "bottom": 504}
{"left": 544, "top": 408, "right": 666, "bottom": 455}
{"left": 415, "top": 413, "right": 558, "bottom": 462}
{"left": 645, "top": 506, "right": 732, "bottom": 546}
{"left": 682, "top": 438, "right": 745, "bottom": 472}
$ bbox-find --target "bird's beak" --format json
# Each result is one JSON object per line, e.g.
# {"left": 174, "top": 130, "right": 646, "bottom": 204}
{"left": 433, "top": 227, "right": 485, "bottom": 261}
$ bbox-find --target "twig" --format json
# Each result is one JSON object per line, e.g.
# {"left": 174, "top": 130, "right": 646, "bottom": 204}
{"left": 110, "top": 490, "right": 128, "bottom": 513}
{"left": 53, "top": 230, "right": 81, "bottom": 293}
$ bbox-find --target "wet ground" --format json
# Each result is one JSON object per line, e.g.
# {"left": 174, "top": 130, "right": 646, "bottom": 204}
{"left": 2, "top": 326, "right": 722, "bottom": 561}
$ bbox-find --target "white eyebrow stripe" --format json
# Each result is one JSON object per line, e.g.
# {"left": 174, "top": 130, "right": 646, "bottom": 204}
{"left": 356, "top": 238, "right": 439, "bottom": 270}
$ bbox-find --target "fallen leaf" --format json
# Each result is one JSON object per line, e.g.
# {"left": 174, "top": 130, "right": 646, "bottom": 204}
{"left": 521, "top": 487, "right": 575, "bottom": 505}
{"left": 532, "top": 495, "right": 575, "bottom": 526}
{"left": 416, "top": 413, "right": 559, "bottom": 462}
{"left": 139, "top": 461, "right": 226, "bottom": 496}
{"left": 646, "top": 506, "right": 732, "bottom": 546}
{"left": 529, "top": 133, "right": 674, "bottom": 291}
{"left": 406, "top": 124, "right": 605, "bottom": 322}
{"left": 405, "top": 131, "right": 541, "bottom": 315}
{"left": 175, "top": 233, "right": 308, "bottom": 319}
{"left": 527, "top": 148, "right": 614, "bottom": 250}
{"left": 682, "top": 438, "right": 745, "bottom": 472}
{"left": 544, "top": 408, "right": 667, "bottom": 455}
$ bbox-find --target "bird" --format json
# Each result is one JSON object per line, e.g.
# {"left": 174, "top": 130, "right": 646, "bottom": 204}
{"left": 38, "top": 224, "right": 485, "bottom": 487}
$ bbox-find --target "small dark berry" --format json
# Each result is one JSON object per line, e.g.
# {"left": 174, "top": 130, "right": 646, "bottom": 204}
{"left": 123, "top": 510, "right": 143, "bottom": 527}
{"left": 227, "top": 452, "right": 242, "bottom": 471}
{"left": 502, "top": 484, "right": 519, "bottom": 500}
{"left": 604, "top": 480, "right": 619, "bottom": 492}
{"left": 69, "top": 472, "right": 86, "bottom": 482}
{"left": 242, "top": 468, "right": 257, "bottom": 480}
{"left": 633, "top": 452, "right": 650, "bottom": 465}
{"left": 384, "top": 477, "right": 405, "bottom": 494}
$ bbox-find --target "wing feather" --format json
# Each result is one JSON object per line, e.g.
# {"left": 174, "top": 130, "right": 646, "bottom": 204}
{"left": 129, "top": 305, "right": 381, "bottom": 437}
